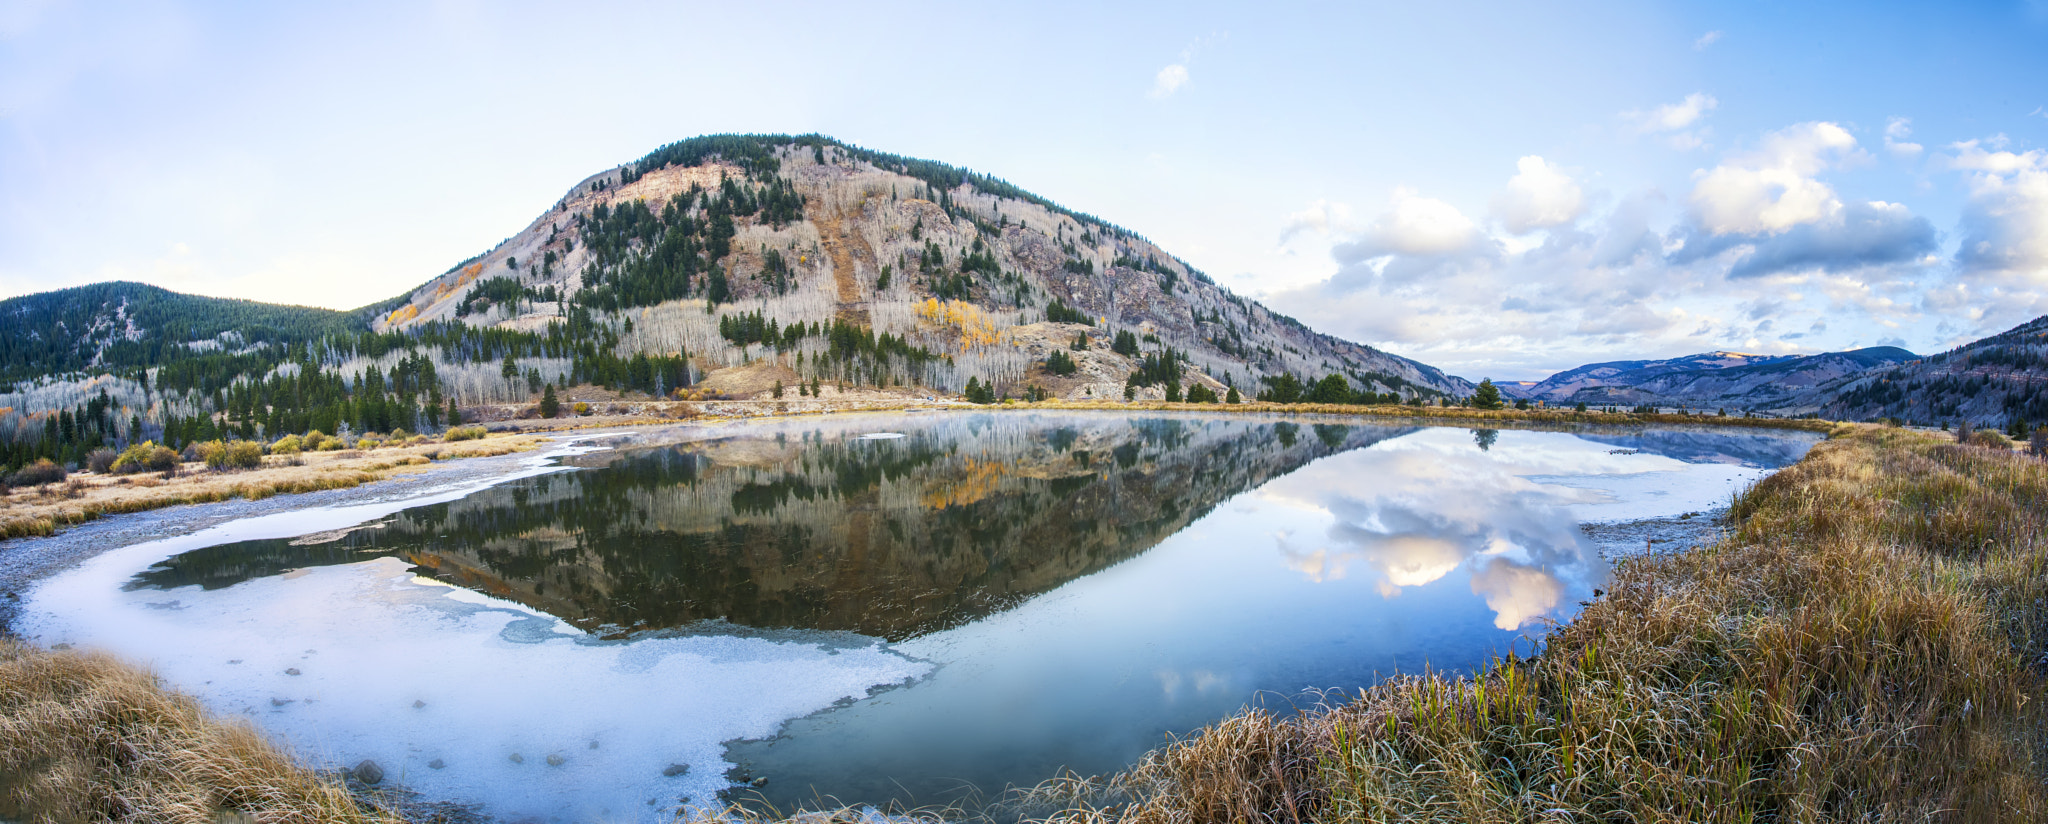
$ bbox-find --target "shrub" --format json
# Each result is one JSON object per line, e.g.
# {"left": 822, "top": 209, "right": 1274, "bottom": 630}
{"left": 388, "top": 429, "right": 411, "bottom": 441}
{"left": 572, "top": 401, "right": 591, "bottom": 416}
{"left": 181, "top": 444, "right": 203, "bottom": 462}
{"left": 1972, "top": 430, "right": 2014, "bottom": 450}
{"left": 194, "top": 441, "right": 227, "bottom": 468}
{"left": 86, "top": 448, "right": 117, "bottom": 474}
{"left": 271, "top": 434, "right": 304, "bottom": 455}
{"left": 356, "top": 437, "right": 383, "bottom": 450}
{"left": 301, "top": 431, "right": 331, "bottom": 451}
{"left": 111, "top": 441, "right": 180, "bottom": 474}
{"left": 223, "top": 441, "right": 263, "bottom": 469}
{"left": 11, "top": 459, "right": 67, "bottom": 487}
{"left": 444, "top": 426, "right": 488, "bottom": 442}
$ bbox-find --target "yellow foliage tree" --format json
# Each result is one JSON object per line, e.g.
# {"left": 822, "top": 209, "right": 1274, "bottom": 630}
{"left": 916, "top": 298, "right": 1002, "bottom": 350}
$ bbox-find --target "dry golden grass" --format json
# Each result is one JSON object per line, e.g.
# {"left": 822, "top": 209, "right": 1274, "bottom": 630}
{"left": 0, "top": 434, "right": 546, "bottom": 540}
{"left": 1015, "top": 423, "right": 2046, "bottom": 824}
{"left": 0, "top": 638, "right": 398, "bottom": 824}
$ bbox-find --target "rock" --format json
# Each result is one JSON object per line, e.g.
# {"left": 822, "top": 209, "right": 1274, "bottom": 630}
{"left": 509, "top": 752, "right": 524, "bottom": 764}
{"left": 269, "top": 698, "right": 293, "bottom": 707}
{"left": 285, "top": 668, "right": 300, "bottom": 676}
{"left": 662, "top": 763, "right": 690, "bottom": 777}
{"left": 428, "top": 758, "right": 446, "bottom": 770}
{"left": 353, "top": 759, "right": 384, "bottom": 785}
{"left": 226, "top": 659, "right": 241, "bottom": 664}
{"left": 412, "top": 699, "right": 426, "bottom": 709}
{"left": 588, "top": 740, "right": 600, "bottom": 749}
{"left": 546, "top": 753, "right": 566, "bottom": 767}
{"left": 751, "top": 776, "right": 768, "bottom": 787}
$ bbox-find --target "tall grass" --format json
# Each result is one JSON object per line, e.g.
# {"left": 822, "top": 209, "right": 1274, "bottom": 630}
{"left": 0, "top": 638, "right": 399, "bottom": 824}
{"left": 1018, "top": 423, "right": 2046, "bottom": 823}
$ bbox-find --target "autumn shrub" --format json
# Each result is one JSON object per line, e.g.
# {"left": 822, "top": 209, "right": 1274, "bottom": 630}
{"left": 444, "top": 425, "right": 488, "bottom": 442}
{"left": 270, "top": 433, "right": 303, "bottom": 455}
{"left": 85, "top": 448, "right": 116, "bottom": 475}
{"left": 9, "top": 459, "right": 66, "bottom": 487}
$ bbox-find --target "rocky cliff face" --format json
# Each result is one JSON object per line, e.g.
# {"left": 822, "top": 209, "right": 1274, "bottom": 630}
{"left": 373, "top": 135, "right": 1471, "bottom": 400}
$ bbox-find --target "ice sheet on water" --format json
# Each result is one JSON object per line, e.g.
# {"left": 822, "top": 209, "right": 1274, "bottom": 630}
{"left": 25, "top": 557, "right": 929, "bottom": 822}
{"left": 19, "top": 435, "right": 931, "bottom": 822}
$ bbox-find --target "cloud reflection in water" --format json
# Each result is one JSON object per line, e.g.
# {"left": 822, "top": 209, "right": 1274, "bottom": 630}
{"left": 1266, "top": 431, "right": 1612, "bottom": 630}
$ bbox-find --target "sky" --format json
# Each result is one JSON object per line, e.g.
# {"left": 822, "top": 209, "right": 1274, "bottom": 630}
{"left": 4, "top": 1, "right": 2047, "bottom": 380}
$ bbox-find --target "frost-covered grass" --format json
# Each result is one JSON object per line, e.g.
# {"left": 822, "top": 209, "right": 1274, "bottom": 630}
{"left": 1013, "top": 423, "right": 2048, "bottom": 823}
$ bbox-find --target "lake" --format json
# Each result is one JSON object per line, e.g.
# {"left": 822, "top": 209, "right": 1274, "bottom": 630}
{"left": 19, "top": 412, "right": 1820, "bottom": 822}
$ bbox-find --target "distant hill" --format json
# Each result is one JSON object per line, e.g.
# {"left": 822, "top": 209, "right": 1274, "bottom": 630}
{"left": 1504, "top": 351, "right": 1802, "bottom": 402}
{"left": 1504, "top": 347, "right": 1921, "bottom": 413}
{"left": 1820, "top": 316, "right": 2047, "bottom": 428}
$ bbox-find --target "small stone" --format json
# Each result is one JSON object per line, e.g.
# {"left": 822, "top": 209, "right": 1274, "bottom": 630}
{"left": 588, "top": 740, "right": 599, "bottom": 749}
{"left": 412, "top": 699, "right": 426, "bottom": 709}
{"left": 269, "top": 698, "right": 293, "bottom": 707}
{"left": 751, "top": 776, "right": 768, "bottom": 787}
{"left": 353, "top": 759, "right": 383, "bottom": 785}
{"left": 662, "top": 763, "right": 690, "bottom": 777}
{"left": 285, "top": 668, "right": 301, "bottom": 676}
{"left": 546, "top": 753, "right": 566, "bottom": 767}
{"left": 427, "top": 758, "right": 446, "bottom": 770}
{"left": 227, "top": 659, "right": 241, "bottom": 664}
{"left": 509, "top": 753, "right": 524, "bottom": 764}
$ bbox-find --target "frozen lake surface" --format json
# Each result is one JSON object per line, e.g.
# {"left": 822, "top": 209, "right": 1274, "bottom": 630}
{"left": 20, "top": 413, "right": 1819, "bottom": 821}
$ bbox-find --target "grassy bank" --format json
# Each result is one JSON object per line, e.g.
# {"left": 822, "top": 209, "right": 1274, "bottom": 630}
{"left": 0, "top": 638, "right": 397, "bottom": 823}
{"left": 1017, "top": 423, "right": 2047, "bottom": 823}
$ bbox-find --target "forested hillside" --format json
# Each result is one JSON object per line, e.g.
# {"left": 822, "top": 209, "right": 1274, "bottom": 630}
{"left": 1822, "top": 314, "right": 2048, "bottom": 430}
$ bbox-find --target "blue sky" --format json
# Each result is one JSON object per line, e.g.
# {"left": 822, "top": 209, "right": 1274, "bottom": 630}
{"left": 4, "top": 1, "right": 2046, "bottom": 380}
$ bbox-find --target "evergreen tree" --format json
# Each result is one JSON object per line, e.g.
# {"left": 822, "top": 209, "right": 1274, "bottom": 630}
{"left": 1473, "top": 378, "right": 1504, "bottom": 410}
{"left": 1226, "top": 385, "right": 1241, "bottom": 404}
{"left": 540, "top": 384, "right": 559, "bottom": 418}
{"left": 446, "top": 396, "right": 462, "bottom": 428}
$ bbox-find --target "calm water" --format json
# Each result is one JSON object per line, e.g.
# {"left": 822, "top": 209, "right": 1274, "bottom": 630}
{"left": 21, "top": 412, "right": 1818, "bottom": 821}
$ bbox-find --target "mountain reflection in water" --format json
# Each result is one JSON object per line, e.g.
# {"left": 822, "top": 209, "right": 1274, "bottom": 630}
{"left": 130, "top": 414, "right": 1421, "bottom": 639}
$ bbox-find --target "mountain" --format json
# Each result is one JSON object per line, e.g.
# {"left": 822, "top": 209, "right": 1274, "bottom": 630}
{"left": 0, "top": 135, "right": 1471, "bottom": 472}
{"left": 1504, "top": 347, "right": 1919, "bottom": 412}
{"left": 1819, "top": 315, "right": 2048, "bottom": 428}
{"left": 370, "top": 134, "right": 1472, "bottom": 402}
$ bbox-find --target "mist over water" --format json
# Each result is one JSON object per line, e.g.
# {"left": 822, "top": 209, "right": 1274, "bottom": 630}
{"left": 23, "top": 413, "right": 1817, "bottom": 821}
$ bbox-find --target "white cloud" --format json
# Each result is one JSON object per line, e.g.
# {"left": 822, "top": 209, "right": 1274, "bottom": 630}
{"left": 1688, "top": 121, "right": 1859, "bottom": 235}
{"left": 1278, "top": 199, "right": 1354, "bottom": 243}
{"left": 1342, "top": 188, "right": 1478, "bottom": 258}
{"left": 1693, "top": 30, "right": 1723, "bottom": 51}
{"left": 1884, "top": 117, "right": 1923, "bottom": 159}
{"left": 1490, "top": 156, "right": 1585, "bottom": 234}
{"left": 1950, "top": 137, "right": 2048, "bottom": 289}
{"left": 1627, "top": 92, "right": 1718, "bottom": 133}
{"left": 1148, "top": 64, "right": 1188, "bottom": 98}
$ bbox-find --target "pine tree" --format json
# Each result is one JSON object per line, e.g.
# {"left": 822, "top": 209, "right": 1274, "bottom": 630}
{"left": 540, "top": 384, "right": 559, "bottom": 418}
{"left": 1226, "top": 385, "right": 1241, "bottom": 404}
{"left": 446, "top": 396, "right": 462, "bottom": 428}
{"left": 1473, "top": 378, "right": 1504, "bottom": 410}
